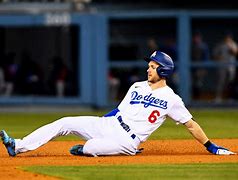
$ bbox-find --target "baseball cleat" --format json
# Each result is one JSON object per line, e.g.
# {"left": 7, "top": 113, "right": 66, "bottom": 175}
{"left": 0, "top": 130, "right": 16, "bottom": 157}
{"left": 69, "top": 144, "right": 84, "bottom": 156}
{"left": 136, "top": 148, "right": 144, "bottom": 154}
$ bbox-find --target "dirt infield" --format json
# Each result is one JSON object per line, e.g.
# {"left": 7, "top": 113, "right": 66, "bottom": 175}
{"left": 0, "top": 139, "right": 237, "bottom": 179}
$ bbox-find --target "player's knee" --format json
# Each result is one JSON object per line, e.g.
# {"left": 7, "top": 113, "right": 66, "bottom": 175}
{"left": 52, "top": 117, "right": 74, "bottom": 133}
{"left": 83, "top": 140, "right": 99, "bottom": 156}
{"left": 55, "top": 117, "right": 73, "bottom": 126}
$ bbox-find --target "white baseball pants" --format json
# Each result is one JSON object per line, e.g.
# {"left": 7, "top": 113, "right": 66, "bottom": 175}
{"left": 14, "top": 116, "right": 140, "bottom": 156}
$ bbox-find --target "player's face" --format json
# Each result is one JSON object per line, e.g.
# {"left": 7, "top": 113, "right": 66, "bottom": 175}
{"left": 147, "top": 61, "right": 161, "bottom": 83}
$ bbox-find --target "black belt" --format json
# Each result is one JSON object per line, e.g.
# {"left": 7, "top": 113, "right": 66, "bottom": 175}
{"left": 117, "top": 116, "right": 136, "bottom": 139}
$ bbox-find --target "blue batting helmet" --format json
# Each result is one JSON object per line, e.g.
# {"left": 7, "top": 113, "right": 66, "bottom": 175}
{"left": 144, "top": 51, "right": 174, "bottom": 78}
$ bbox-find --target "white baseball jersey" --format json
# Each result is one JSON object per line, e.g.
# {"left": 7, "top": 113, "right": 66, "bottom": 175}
{"left": 118, "top": 80, "right": 192, "bottom": 142}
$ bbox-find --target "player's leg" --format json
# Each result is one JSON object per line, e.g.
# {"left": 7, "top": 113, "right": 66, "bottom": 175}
{"left": 11, "top": 116, "right": 100, "bottom": 155}
{"left": 70, "top": 118, "right": 141, "bottom": 157}
{"left": 70, "top": 116, "right": 141, "bottom": 156}
{"left": 70, "top": 137, "right": 138, "bottom": 157}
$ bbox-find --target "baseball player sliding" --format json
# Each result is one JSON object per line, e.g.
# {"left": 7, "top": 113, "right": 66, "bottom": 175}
{"left": 0, "top": 51, "right": 236, "bottom": 157}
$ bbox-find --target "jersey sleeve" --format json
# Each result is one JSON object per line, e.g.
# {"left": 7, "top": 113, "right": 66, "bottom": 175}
{"left": 167, "top": 97, "right": 192, "bottom": 124}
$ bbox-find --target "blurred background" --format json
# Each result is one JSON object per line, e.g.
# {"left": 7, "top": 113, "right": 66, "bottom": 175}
{"left": 0, "top": 0, "right": 238, "bottom": 109}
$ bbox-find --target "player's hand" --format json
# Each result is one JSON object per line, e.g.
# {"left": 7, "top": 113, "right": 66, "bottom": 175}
{"left": 206, "top": 142, "right": 236, "bottom": 155}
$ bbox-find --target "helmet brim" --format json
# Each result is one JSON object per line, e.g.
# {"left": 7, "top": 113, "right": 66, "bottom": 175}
{"left": 144, "top": 57, "right": 161, "bottom": 65}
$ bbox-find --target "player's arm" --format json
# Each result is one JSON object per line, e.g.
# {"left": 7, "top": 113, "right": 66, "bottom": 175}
{"left": 184, "top": 119, "right": 236, "bottom": 155}
{"left": 184, "top": 119, "right": 208, "bottom": 144}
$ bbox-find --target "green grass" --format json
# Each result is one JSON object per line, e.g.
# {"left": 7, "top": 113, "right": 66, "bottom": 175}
{"left": 22, "top": 163, "right": 238, "bottom": 180}
{"left": 0, "top": 109, "right": 238, "bottom": 140}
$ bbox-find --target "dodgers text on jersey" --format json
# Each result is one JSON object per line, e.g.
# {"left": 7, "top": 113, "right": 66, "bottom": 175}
{"left": 130, "top": 91, "right": 168, "bottom": 109}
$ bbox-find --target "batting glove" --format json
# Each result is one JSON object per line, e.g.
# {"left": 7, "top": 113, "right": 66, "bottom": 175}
{"left": 204, "top": 140, "right": 236, "bottom": 155}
